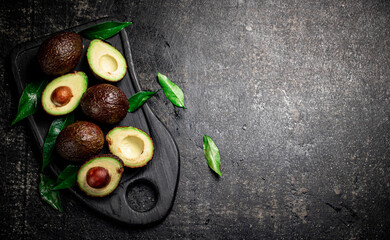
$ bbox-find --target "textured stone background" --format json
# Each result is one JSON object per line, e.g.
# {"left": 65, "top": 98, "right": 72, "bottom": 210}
{"left": 1, "top": 0, "right": 390, "bottom": 239}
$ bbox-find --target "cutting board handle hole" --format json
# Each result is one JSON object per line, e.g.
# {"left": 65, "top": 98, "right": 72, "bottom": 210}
{"left": 126, "top": 179, "right": 158, "bottom": 212}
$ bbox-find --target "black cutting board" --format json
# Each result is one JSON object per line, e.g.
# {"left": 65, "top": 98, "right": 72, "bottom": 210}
{"left": 10, "top": 17, "right": 180, "bottom": 225}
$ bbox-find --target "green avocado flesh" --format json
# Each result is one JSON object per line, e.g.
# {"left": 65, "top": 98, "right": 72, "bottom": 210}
{"left": 106, "top": 126, "right": 154, "bottom": 168}
{"left": 38, "top": 32, "right": 83, "bottom": 76}
{"left": 77, "top": 154, "right": 124, "bottom": 197}
{"left": 87, "top": 39, "right": 127, "bottom": 82}
{"left": 55, "top": 121, "right": 104, "bottom": 162}
{"left": 41, "top": 71, "right": 88, "bottom": 116}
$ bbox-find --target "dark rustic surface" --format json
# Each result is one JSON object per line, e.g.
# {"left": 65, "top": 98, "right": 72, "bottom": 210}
{"left": 1, "top": 0, "right": 390, "bottom": 239}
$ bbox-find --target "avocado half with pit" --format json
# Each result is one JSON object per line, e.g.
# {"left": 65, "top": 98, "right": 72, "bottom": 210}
{"left": 41, "top": 71, "right": 88, "bottom": 116}
{"left": 87, "top": 39, "right": 127, "bottom": 82}
{"left": 106, "top": 126, "right": 154, "bottom": 168}
{"left": 77, "top": 154, "right": 124, "bottom": 197}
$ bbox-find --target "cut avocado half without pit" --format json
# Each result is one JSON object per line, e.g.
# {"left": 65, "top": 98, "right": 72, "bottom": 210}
{"left": 41, "top": 71, "right": 88, "bottom": 116}
{"left": 77, "top": 154, "right": 124, "bottom": 197}
{"left": 106, "top": 126, "right": 154, "bottom": 168}
{"left": 87, "top": 39, "right": 127, "bottom": 82}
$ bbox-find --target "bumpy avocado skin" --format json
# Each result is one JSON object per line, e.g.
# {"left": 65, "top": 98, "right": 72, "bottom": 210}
{"left": 37, "top": 32, "right": 83, "bottom": 75}
{"left": 80, "top": 84, "right": 129, "bottom": 124}
{"left": 77, "top": 154, "right": 124, "bottom": 197}
{"left": 55, "top": 121, "right": 104, "bottom": 162}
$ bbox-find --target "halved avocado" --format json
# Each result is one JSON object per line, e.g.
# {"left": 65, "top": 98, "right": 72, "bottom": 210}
{"left": 87, "top": 39, "right": 127, "bottom": 82}
{"left": 106, "top": 126, "right": 154, "bottom": 168}
{"left": 41, "top": 71, "right": 88, "bottom": 116}
{"left": 77, "top": 154, "right": 124, "bottom": 197}
{"left": 55, "top": 121, "right": 104, "bottom": 162}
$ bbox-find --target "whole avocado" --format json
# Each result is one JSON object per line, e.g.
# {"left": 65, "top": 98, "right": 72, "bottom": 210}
{"left": 80, "top": 84, "right": 129, "bottom": 124}
{"left": 55, "top": 121, "right": 104, "bottom": 162}
{"left": 37, "top": 32, "right": 83, "bottom": 75}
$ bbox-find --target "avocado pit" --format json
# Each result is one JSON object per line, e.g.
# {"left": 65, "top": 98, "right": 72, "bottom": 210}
{"left": 41, "top": 71, "right": 88, "bottom": 116}
{"left": 77, "top": 154, "right": 124, "bottom": 197}
{"left": 51, "top": 86, "right": 73, "bottom": 107}
{"left": 86, "top": 166, "right": 111, "bottom": 189}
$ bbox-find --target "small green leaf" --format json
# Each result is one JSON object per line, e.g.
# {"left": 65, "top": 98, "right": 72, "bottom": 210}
{"left": 42, "top": 113, "right": 75, "bottom": 172}
{"left": 128, "top": 90, "right": 160, "bottom": 112}
{"left": 52, "top": 165, "right": 79, "bottom": 190}
{"left": 39, "top": 174, "right": 63, "bottom": 212}
{"left": 157, "top": 73, "right": 186, "bottom": 108}
{"left": 78, "top": 21, "right": 132, "bottom": 40}
{"left": 203, "top": 135, "right": 222, "bottom": 176}
{"left": 12, "top": 79, "right": 49, "bottom": 125}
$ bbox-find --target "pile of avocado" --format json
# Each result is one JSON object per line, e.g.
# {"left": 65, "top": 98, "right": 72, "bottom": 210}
{"left": 38, "top": 32, "right": 154, "bottom": 197}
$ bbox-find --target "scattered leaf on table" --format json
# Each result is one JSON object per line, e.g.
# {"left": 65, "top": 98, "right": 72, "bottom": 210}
{"left": 157, "top": 73, "right": 186, "bottom": 109}
{"left": 203, "top": 135, "right": 222, "bottom": 176}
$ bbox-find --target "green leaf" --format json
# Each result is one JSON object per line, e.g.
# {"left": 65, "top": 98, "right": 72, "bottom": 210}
{"left": 41, "top": 113, "right": 75, "bottom": 172}
{"left": 39, "top": 174, "right": 63, "bottom": 212}
{"left": 157, "top": 73, "right": 186, "bottom": 108}
{"left": 128, "top": 90, "right": 160, "bottom": 112}
{"left": 78, "top": 21, "right": 132, "bottom": 40}
{"left": 52, "top": 165, "right": 79, "bottom": 190}
{"left": 203, "top": 135, "right": 222, "bottom": 176}
{"left": 12, "top": 79, "right": 49, "bottom": 125}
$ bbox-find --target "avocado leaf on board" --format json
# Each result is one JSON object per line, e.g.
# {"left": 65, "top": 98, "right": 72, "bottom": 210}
{"left": 78, "top": 21, "right": 132, "bottom": 40}
{"left": 128, "top": 90, "right": 160, "bottom": 112}
{"left": 12, "top": 79, "right": 49, "bottom": 125}
{"left": 52, "top": 165, "right": 79, "bottom": 190}
{"left": 39, "top": 174, "right": 63, "bottom": 212}
{"left": 42, "top": 113, "right": 74, "bottom": 172}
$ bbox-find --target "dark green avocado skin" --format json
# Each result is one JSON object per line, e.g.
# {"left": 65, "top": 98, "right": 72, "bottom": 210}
{"left": 55, "top": 121, "right": 104, "bottom": 162}
{"left": 80, "top": 84, "right": 129, "bottom": 124}
{"left": 37, "top": 32, "right": 83, "bottom": 75}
